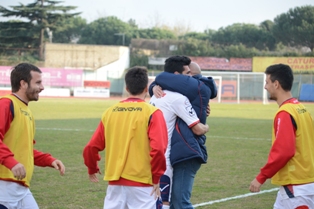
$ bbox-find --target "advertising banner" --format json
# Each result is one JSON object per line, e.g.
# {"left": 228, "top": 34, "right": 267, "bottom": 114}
{"left": 84, "top": 80, "right": 110, "bottom": 88}
{"left": 191, "top": 57, "right": 252, "bottom": 71}
{"left": 253, "top": 57, "right": 314, "bottom": 72}
{"left": 0, "top": 66, "right": 11, "bottom": 85}
{"left": 73, "top": 88, "right": 110, "bottom": 98}
{"left": 0, "top": 66, "right": 83, "bottom": 87}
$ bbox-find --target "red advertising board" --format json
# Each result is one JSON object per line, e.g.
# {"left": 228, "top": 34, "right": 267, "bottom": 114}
{"left": 84, "top": 80, "right": 111, "bottom": 88}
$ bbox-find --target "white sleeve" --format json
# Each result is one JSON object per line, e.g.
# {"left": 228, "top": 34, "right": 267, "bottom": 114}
{"left": 171, "top": 95, "right": 199, "bottom": 127}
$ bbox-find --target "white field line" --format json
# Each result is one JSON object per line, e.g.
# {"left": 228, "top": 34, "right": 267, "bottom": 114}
{"left": 193, "top": 188, "right": 279, "bottom": 208}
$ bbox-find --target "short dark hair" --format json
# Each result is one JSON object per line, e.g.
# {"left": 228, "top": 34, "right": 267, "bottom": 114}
{"left": 10, "top": 63, "right": 42, "bottom": 93}
{"left": 164, "top": 55, "right": 191, "bottom": 74}
{"left": 125, "top": 66, "right": 148, "bottom": 95}
{"left": 265, "top": 64, "right": 294, "bottom": 91}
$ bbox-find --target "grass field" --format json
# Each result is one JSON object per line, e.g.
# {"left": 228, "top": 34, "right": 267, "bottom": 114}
{"left": 27, "top": 97, "right": 314, "bottom": 209}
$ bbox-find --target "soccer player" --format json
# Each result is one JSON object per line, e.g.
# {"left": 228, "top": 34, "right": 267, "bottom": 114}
{"left": 149, "top": 56, "right": 210, "bottom": 209}
{"left": 0, "top": 63, "right": 65, "bottom": 209}
{"left": 150, "top": 61, "right": 217, "bottom": 208}
{"left": 249, "top": 64, "right": 314, "bottom": 209}
{"left": 157, "top": 62, "right": 216, "bottom": 160}
{"left": 83, "top": 66, "right": 168, "bottom": 209}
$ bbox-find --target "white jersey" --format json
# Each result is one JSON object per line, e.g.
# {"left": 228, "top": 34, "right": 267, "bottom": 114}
{"left": 150, "top": 90, "right": 199, "bottom": 162}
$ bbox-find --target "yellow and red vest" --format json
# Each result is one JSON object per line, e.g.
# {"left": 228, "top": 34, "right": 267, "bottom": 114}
{"left": 0, "top": 95, "right": 35, "bottom": 187}
{"left": 102, "top": 101, "right": 158, "bottom": 184}
{"left": 271, "top": 102, "right": 314, "bottom": 185}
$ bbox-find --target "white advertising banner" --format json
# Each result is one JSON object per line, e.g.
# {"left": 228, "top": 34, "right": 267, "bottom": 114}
{"left": 73, "top": 88, "right": 110, "bottom": 98}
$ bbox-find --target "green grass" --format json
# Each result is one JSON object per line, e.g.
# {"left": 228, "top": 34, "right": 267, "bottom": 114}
{"left": 27, "top": 98, "right": 314, "bottom": 209}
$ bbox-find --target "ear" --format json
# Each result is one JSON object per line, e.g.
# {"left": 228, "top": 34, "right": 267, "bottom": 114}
{"left": 143, "top": 86, "right": 148, "bottom": 93}
{"left": 20, "top": 80, "right": 28, "bottom": 90}
{"left": 274, "top": 80, "right": 280, "bottom": 89}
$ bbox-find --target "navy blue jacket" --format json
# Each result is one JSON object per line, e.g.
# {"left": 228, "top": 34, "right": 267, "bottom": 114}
{"left": 149, "top": 72, "right": 217, "bottom": 166}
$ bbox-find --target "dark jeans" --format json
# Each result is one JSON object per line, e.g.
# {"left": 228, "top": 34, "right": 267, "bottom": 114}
{"left": 170, "top": 158, "right": 201, "bottom": 209}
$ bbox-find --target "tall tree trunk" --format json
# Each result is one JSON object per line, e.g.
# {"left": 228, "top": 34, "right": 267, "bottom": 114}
{"left": 39, "top": 28, "right": 44, "bottom": 60}
{"left": 39, "top": 0, "right": 45, "bottom": 60}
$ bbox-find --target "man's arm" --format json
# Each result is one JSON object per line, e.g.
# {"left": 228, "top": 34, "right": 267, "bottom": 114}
{"left": 152, "top": 85, "right": 164, "bottom": 98}
{"left": 250, "top": 111, "right": 295, "bottom": 192}
{"left": 83, "top": 121, "right": 105, "bottom": 176}
{"left": 200, "top": 77, "right": 218, "bottom": 99}
{"left": 148, "top": 81, "right": 157, "bottom": 97}
{"left": 155, "top": 72, "right": 199, "bottom": 101}
{"left": 33, "top": 144, "right": 65, "bottom": 175}
{"left": 33, "top": 147, "right": 55, "bottom": 166}
{"left": 191, "top": 123, "right": 209, "bottom": 136}
{"left": 171, "top": 96, "right": 207, "bottom": 134}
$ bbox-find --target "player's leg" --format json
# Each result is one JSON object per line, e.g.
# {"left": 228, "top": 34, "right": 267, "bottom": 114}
{"left": 160, "top": 162, "right": 173, "bottom": 209}
{"left": 170, "top": 158, "right": 201, "bottom": 209}
{"left": 19, "top": 190, "right": 39, "bottom": 209}
{"left": 273, "top": 190, "right": 286, "bottom": 209}
{"left": 103, "top": 185, "right": 126, "bottom": 209}
{"left": 126, "top": 186, "right": 158, "bottom": 209}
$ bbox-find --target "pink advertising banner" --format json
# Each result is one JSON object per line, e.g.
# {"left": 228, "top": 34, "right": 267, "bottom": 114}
{"left": 0, "top": 66, "right": 83, "bottom": 87}
{"left": 190, "top": 57, "right": 252, "bottom": 71}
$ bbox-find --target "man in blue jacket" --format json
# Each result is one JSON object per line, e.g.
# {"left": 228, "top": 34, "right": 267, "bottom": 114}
{"left": 149, "top": 61, "right": 217, "bottom": 209}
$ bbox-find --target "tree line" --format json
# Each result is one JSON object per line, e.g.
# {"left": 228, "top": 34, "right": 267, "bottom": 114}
{"left": 0, "top": 0, "right": 313, "bottom": 62}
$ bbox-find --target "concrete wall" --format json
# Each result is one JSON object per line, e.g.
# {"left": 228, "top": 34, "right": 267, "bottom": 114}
{"left": 44, "top": 43, "right": 129, "bottom": 70}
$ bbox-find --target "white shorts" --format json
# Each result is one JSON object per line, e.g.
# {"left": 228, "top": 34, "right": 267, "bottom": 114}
{"left": 274, "top": 190, "right": 314, "bottom": 209}
{"left": 0, "top": 190, "right": 39, "bottom": 209}
{"left": 103, "top": 185, "right": 157, "bottom": 209}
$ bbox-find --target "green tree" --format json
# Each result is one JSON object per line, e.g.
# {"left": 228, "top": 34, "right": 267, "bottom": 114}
{"left": 223, "top": 44, "right": 260, "bottom": 58}
{"left": 0, "top": 0, "right": 80, "bottom": 60}
{"left": 211, "top": 23, "right": 276, "bottom": 51}
{"left": 53, "top": 16, "right": 87, "bottom": 43}
{"left": 133, "top": 27, "right": 176, "bottom": 40}
{"left": 272, "top": 5, "right": 314, "bottom": 51}
{"left": 79, "top": 16, "right": 134, "bottom": 45}
{"left": 259, "top": 20, "right": 274, "bottom": 32}
{"left": 179, "top": 32, "right": 209, "bottom": 41}
{"left": 175, "top": 38, "right": 212, "bottom": 56}
{"left": 0, "top": 20, "right": 38, "bottom": 48}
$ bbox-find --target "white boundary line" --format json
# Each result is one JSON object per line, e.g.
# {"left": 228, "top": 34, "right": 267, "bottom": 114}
{"left": 193, "top": 188, "right": 279, "bottom": 208}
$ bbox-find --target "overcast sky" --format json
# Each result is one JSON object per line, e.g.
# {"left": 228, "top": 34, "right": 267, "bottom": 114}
{"left": 1, "top": 0, "right": 313, "bottom": 32}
